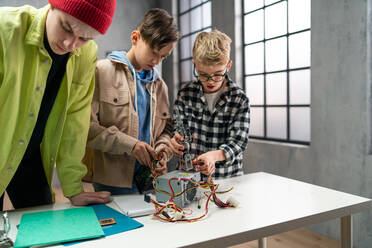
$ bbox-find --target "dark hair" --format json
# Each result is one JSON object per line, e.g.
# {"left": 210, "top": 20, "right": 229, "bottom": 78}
{"left": 137, "top": 8, "right": 179, "bottom": 50}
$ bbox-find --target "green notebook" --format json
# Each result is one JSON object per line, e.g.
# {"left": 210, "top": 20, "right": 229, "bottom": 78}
{"left": 14, "top": 207, "right": 104, "bottom": 248}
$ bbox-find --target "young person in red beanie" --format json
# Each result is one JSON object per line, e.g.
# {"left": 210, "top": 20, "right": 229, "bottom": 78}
{"left": 0, "top": 0, "right": 116, "bottom": 210}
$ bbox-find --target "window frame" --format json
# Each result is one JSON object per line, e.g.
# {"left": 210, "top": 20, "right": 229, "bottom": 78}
{"left": 242, "top": 0, "right": 311, "bottom": 145}
{"left": 177, "top": 0, "right": 212, "bottom": 89}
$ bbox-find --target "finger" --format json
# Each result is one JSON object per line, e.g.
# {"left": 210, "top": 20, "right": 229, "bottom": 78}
{"left": 145, "top": 144, "right": 156, "bottom": 161}
{"left": 133, "top": 145, "right": 144, "bottom": 163}
{"left": 139, "top": 145, "right": 152, "bottom": 165}
{"left": 157, "top": 147, "right": 166, "bottom": 153}
{"left": 83, "top": 195, "right": 107, "bottom": 205}
{"left": 94, "top": 191, "right": 111, "bottom": 200}
{"left": 137, "top": 150, "right": 146, "bottom": 165}
{"left": 210, "top": 167, "right": 215, "bottom": 175}
{"left": 174, "top": 132, "right": 184, "bottom": 142}
{"left": 143, "top": 150, "right": 152, "bottom": 167}
{"left": 154, "top": 167, "right": 167, "bottom": 175}
{"left": 173, "top": 148, "right": 183, "bottom": 158}
{"left": 204, "top": 163, "right": 211, "bottom": 174}
{"left": 200, "top": 169, "right": 209, "bottom": 176}
{"left": 84, "top": 191, "right": 111, "bottom": 202}
{"left": 154, "top": 161, "right": 167, "bottom": 173}
{"left": 208, "top": 165, "right": 215, "bottom": 176}
{"left": 154, "top": 149, "right": 163, "bottom": 160}
{"left": 171, "top": 138, "right": 184, "bottom": 151}
{"left": 70, "top": 193, "right": 109, "bottom": 206}
{"left": 168, "top": 142, "right": 176, "bottom": 154}
{"left": 153, "top": 159, "right": 163, "bottom": 171}
{"left": 171, "top": 142, "right": 183, "bottom": 157}
{"left": 198, "top": 164, "right": 208, "bottom": 174}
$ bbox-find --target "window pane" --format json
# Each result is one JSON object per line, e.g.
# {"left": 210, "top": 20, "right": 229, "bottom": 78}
{"left": 191, "top": 33, "right": 198, "bottom": 47}
{"left": 245, "top": 43, "right": 264, "bottom": 74}
{"left": 290, "top": 107, "right": 310, "bottom": 141}
{"left": 180, "top": 0, "right": 190, "bottom": 13}
{"left": 289, "top": 69, "right": 310, "bottom": 105}
{"left": 244, "top": 0, "right": 263, "bottom": 12}
{"left": 181, "top": 60, "right": 192, "bottom": 82}
{"left": 191, "top": 7, "right": 202, "bottom": 32}
{"left": 250, "top": 107, "right": 264, "bottom": 136}
{"left": 267, "top": 107, "right": 287, "bottom": 139}
{"left": 266, "top": 72, "right": 287, "bottom": 105}
{"left": 265, "top": 0, "right": 280, "bottom": 5}
{"left": 180, "top": 13, "right": 190, "bottom": 36}
{"left": 191, "top": 0, "right": 202, "bottom": 8}
{"left": 265, "top": 2, "right": 287, "bottom": 39}
{"left": 288, "top": 0, "right": 311, "bottom": 32}
{"left": 205, "top": 27, "right": 212, "bottom": 32}
{"left": 202, "top": 2, "right": 211, "bottom": 28}
{"left": 245, "top": 75, "right": 264, "bottom": 105}
{"left": 180, "top": 37, "right": 191, "bottom": 59}
{"left": 265, "top": 37, "right": 287, "bottom": 72}
{"left": 244, "top": 10, "right": 264, "bottom": 43}
{"left": 289, "top": 31, "right": 310, "bottom": 68}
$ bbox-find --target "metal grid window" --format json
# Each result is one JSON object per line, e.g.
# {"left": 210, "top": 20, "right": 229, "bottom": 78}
{"left": 243, "top": 0, "right": 311, "bottom": 145}
{"left": 178, "top": 0, "right": 212, "bottom": 88}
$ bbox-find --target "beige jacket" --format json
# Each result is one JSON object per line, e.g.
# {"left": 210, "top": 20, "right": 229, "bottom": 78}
{"left": 83, "top": 58, "right": 173, "bottom": 188}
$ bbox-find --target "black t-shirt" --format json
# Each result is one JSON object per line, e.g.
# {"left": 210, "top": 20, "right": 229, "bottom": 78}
{"left": 20, "top": 34, "right": 69, "bottom": 166}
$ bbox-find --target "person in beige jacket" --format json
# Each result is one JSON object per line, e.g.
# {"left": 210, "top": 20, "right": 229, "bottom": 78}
{"left": 83, "top": 8, "right": 179, "bottom": 194}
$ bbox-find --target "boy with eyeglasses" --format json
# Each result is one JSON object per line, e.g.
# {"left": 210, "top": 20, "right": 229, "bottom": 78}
{"left": 169, "top": 29, "right": 250, "bottom": 178}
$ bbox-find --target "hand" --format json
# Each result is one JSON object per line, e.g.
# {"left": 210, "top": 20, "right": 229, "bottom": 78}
{"left": 153, "top": 151, "right": 168, "bottom": 176}
{"left": 132, "top": 141, "right": 157, "bottom": 167}
{"left": 193, "top": 151, "right": 217, "bottom": 176}
{"left": 169, "top": 132, "right": 185, "bottom": 158}
{"left": 69, "top": 191, "right": 111, "bottom": 206}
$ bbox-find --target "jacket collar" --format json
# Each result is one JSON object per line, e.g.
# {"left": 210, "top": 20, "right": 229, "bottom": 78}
{"left": 109, "top": 58, "right": 130, "bottom": 67}
{"left": 25, "top": 4, "right": 81, "bottom": 57}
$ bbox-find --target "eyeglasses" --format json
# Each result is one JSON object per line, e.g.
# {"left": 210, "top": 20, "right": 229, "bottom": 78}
{"left": 193, "top": 65, "right": 228, "bottom": 83}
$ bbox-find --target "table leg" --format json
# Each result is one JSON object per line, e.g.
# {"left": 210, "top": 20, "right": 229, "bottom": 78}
{"left": 340, "top": 215, "right": 352, "bottom": 248}
{"left": 258, "top": 237, "right": 267, "bottom": 248}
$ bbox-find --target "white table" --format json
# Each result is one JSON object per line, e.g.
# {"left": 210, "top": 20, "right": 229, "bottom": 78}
{"left": 5, "top": 172, "right": 371, "bottom": 248}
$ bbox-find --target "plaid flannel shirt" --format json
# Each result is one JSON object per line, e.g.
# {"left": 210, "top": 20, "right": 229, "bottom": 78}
{"left": 174, "top": 78, "right": 250, "bottom": 178}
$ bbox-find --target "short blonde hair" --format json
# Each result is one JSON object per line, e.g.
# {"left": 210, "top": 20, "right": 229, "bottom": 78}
{"left": 192, "top": 29, "right": 232, "bottom": 65}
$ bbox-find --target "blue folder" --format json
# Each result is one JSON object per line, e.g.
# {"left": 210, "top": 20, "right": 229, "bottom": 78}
{"left": 91, "top": 204, "right": 143, "bottom": 236}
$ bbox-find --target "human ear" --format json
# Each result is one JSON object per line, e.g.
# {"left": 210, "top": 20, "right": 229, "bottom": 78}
{"left": 227, "top": 60, "right": 233, "bottom": 72}
{"left": 131, "top": 30, "right": 140, "bottom": 45}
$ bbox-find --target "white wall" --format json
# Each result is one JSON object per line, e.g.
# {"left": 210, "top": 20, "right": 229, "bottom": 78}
{"left": 241, "top": 1, "right": 372, "bottom": 247}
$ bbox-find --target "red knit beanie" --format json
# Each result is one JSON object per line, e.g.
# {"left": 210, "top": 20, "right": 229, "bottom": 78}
{"left": 48, "top": 0, "right": 116, "bottom": 34}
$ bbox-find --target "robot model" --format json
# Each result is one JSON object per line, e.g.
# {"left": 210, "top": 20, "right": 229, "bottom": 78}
{"left": 173, "top": 109, "right": 195, "bottom": 171}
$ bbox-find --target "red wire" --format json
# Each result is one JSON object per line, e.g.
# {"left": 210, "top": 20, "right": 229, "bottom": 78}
{"left": 150, "top": 175, "right": 234, "bottom": 222}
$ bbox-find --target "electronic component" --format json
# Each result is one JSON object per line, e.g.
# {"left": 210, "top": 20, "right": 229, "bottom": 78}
{"left": 155, "top": 170, "right": 201, "bottom": 207}
{"left": 0, "top": 212, "right": 13, "bottom": 248}
{"left": 173, "top": 109, "right": 195, "bottom": 171}
{"left": 144, "top": 194, "right": 151, "bottom": 203}
{"left": 99, "top": 218, "right": 116, "bottom": 226}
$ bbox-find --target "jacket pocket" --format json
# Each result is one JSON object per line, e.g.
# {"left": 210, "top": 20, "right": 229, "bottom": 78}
{"left": 99, "top": 89, "right": 131, "bottom": 131}
{"left": 100, "top": 88, "right": 129, "bottom": 105}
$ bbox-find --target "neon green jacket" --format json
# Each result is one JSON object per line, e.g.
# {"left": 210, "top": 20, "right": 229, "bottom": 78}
{"left": 0, "top": 5, "right": 97, "bottom": 198}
